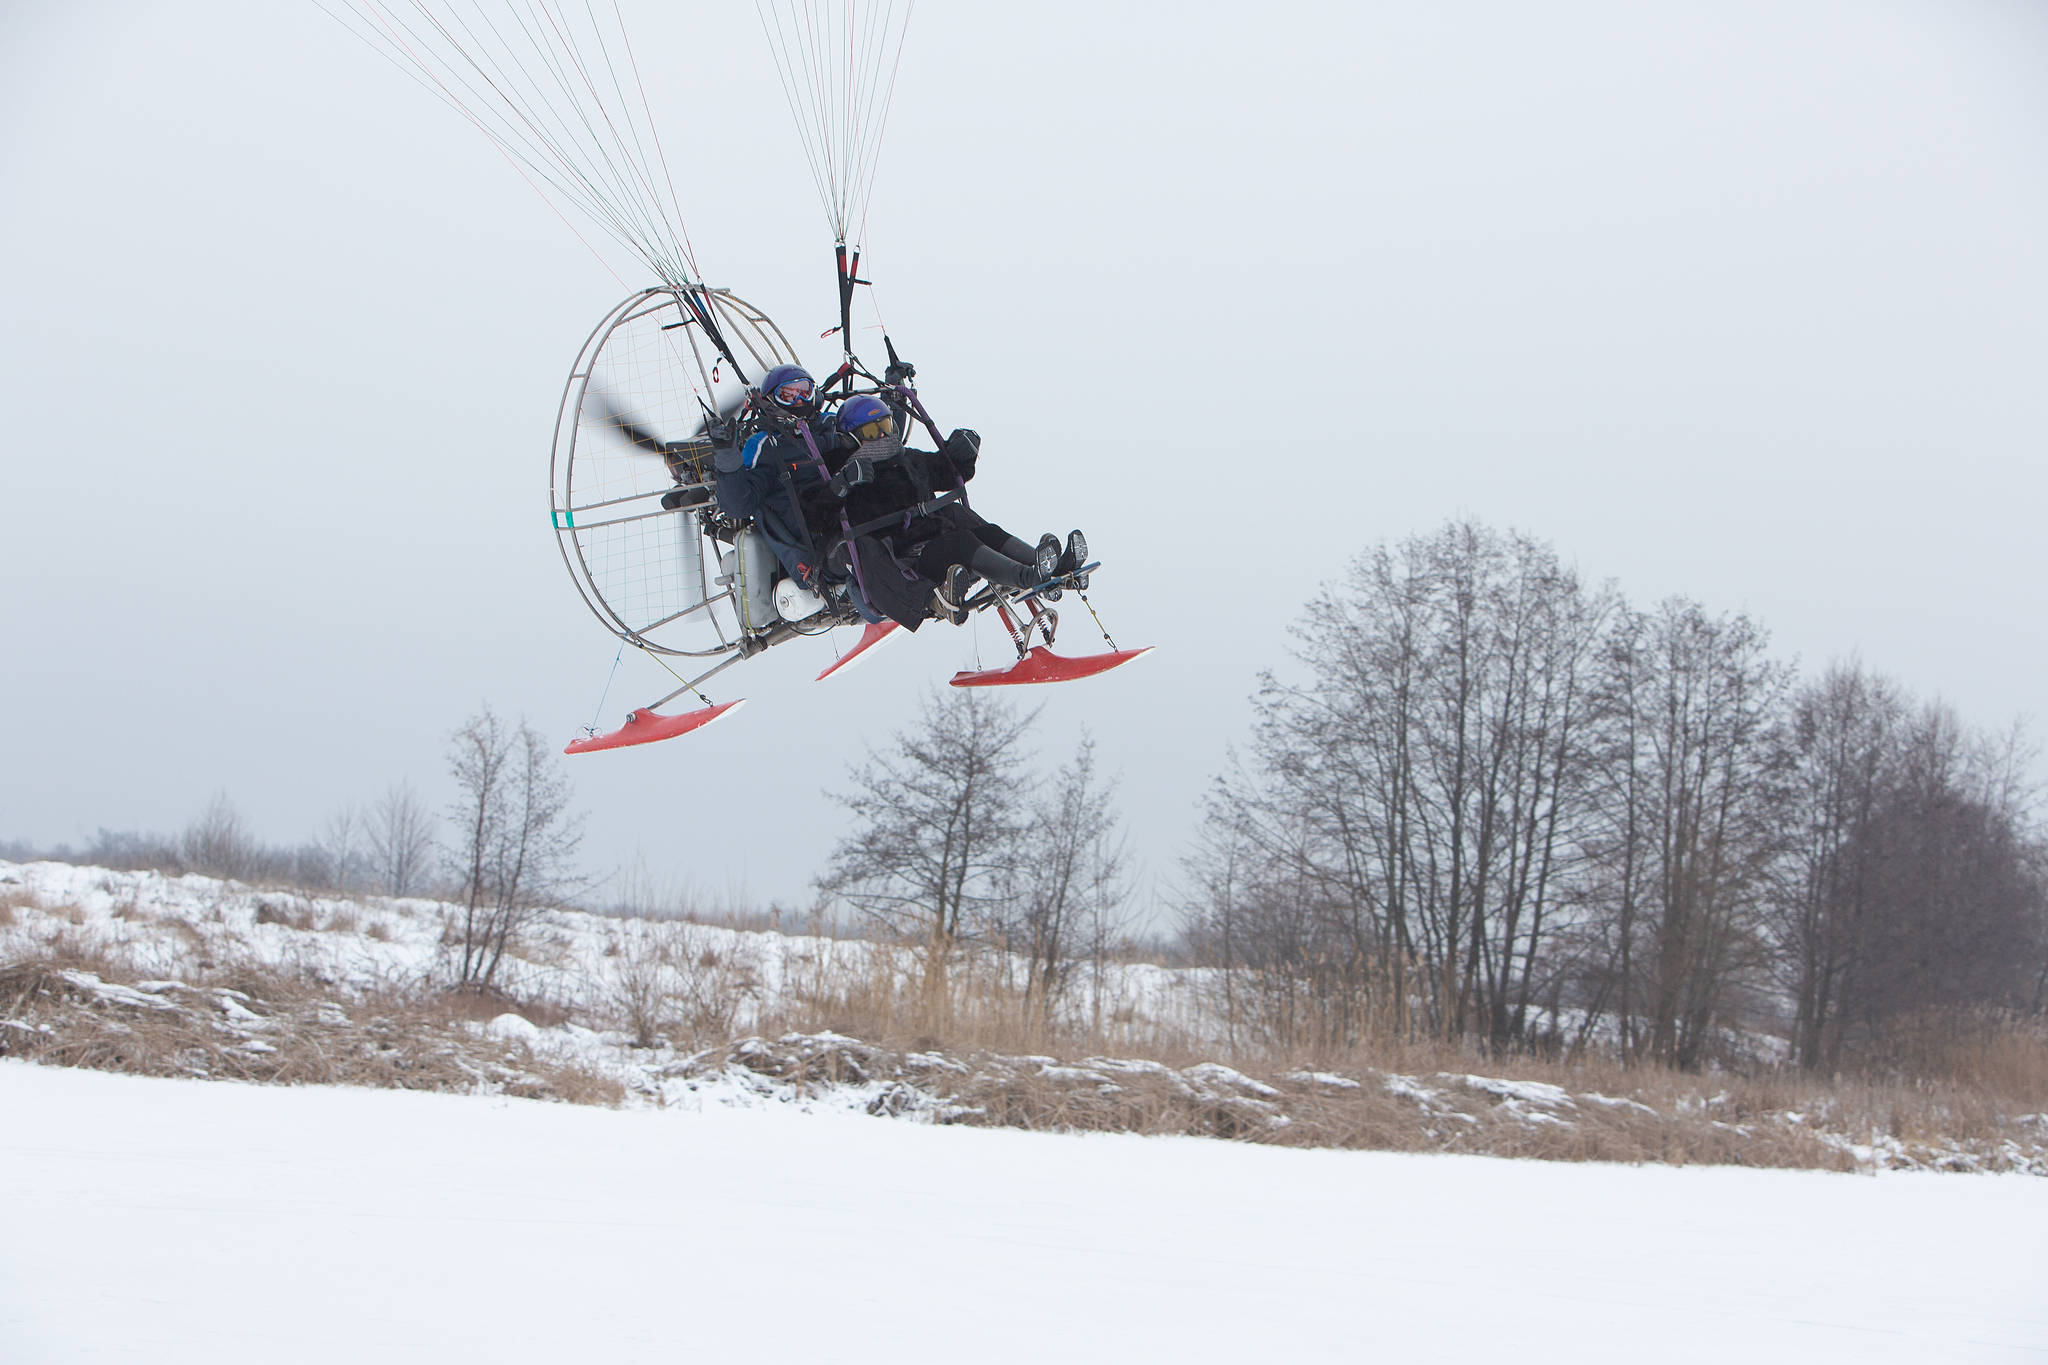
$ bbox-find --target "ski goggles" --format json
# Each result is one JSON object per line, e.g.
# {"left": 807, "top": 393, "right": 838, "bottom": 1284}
{"left": 774, "top": 377, "right": 815, "bottom": 405}
{"left": 848, "top": 410, "right": 895, "bottom": 442}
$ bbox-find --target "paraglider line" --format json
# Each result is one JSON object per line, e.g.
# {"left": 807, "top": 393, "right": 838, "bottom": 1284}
{"left": 587, "top": 640, "right": 625, "bottom": 736}
{"left": 612, "top": 0, "right": 699, "bottom": 280}
{"left": 320, "top": 0, "right": 634, "bottom": 290}
{"left": 857, "top": 0, "right": 913, "bottom": 250}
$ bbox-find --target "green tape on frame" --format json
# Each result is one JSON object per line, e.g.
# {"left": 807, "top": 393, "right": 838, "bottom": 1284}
{"left": 552, "top": 508, "right": 574, "bottom": 529}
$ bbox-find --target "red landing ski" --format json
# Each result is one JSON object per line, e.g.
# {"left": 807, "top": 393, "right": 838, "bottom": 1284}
{"left": 563, "top": 699, "right": 746, "bottom": 754}
{"left": 815, "top": 619, "right": 902, "bottom": 681}
{"left": 950, "top": 644, "right": 1154, "bottom": 688}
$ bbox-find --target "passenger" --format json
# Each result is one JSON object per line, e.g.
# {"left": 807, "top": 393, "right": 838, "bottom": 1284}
{"left": 714, "top": 367, "right": 1087, "bottom": 629}
{"left": 810, "top": 394, "right": 1086, "bottom": 626}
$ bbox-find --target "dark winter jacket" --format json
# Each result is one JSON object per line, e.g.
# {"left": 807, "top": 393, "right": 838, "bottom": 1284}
{"left": 813, "top": 427, "right": 981, "bottom": 547}
{"left": 713, "top": 413, "right": 841, "bottom": 585}
{"left": 712, "top": 403, "right": 980, "bottom": 587}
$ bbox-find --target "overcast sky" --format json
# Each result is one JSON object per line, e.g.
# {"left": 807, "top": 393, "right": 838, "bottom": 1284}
{"left": 4, "top": 1, "right": 2046, "bottom": 916}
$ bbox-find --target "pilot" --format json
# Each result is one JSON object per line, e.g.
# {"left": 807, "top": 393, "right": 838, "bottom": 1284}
{"left": 711, "top": 363, "right": 839, "bottom": 592}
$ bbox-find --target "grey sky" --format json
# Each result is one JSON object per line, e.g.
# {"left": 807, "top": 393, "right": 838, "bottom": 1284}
{"left": 4, "top": 2, "right": 2046, "bottom": 914}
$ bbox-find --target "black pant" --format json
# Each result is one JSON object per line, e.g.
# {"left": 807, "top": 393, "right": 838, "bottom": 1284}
{"left": 912, "top": 506, "right": 1037, "bottom": 589}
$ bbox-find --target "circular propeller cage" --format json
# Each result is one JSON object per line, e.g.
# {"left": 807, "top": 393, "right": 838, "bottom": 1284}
{"left": 549, "top": 288, "right": 798, "bottom": 657}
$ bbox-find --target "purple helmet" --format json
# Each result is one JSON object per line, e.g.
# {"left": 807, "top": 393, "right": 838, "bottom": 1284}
{"left": 837, "top": 394, "right": 896, "bottom": 443}
{"left": 758, "top": 363, "right": 816, "bottom": 414}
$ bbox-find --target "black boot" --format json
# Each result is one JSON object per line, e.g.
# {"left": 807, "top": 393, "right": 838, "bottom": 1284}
{"left": 931, "top": 566, "right": 971, "bottom": 625}
{"left": 1056, "top": 529, "right": 1089, "bottom": 589}
{"left": 1033, "top": 534, "right": 1063, "bottom": 600}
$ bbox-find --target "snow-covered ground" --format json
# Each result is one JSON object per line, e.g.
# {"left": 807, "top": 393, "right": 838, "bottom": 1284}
{"left": 10, "top": 858, "right": 2048, "bottom": 1174}
{"left": 3, "top": 1061, "right": 2043, "bottom": 1364}
{"left": 0, "top": 859, "right": 1216, "bottom": 1041}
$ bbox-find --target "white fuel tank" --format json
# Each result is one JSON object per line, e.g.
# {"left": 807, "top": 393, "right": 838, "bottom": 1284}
{"left": 775, "top": 576, "right": 825, "bottom": 622}
{"left": 726, "top": 529, "right": 779, "bottom": 633}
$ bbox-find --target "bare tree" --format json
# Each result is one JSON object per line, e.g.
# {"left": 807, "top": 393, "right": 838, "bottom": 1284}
{"left": 1181, "top": 518, "right": 2047, "bottom": 1073}
{"left": 1767, "top": 662, "right": 1902, "bottom": 1069}
{"left": 1008, "top": 736, "right": 1131, "bottom": 1031}
{"left": 445, "top": 708, "right": 585, "bottom": 990}
{"left": 1841, "top": 705, "right": 2046, "bottom": 1047}
{"left": 818, "top": 690, "right": 1035, "bottom": 1021}
{"left": 1187, "top": 521, "right": 1610, "bottom": 1051}
{"left": 182, "top": 792, "right": 259, "bottom": 880}
{"left": 369, "top": 781, "right": 436, "bottom": 898}
{"left": 1584, "top": 600, "right": 1791, "bottom": 1068}
{"left": 316, "top": 803, "right": 369, "bottom": 894}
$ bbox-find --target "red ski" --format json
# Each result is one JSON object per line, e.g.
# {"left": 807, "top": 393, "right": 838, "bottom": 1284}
{"left": 563, "top": 699, "right": 745, "bottom": 754}
{"left": 815, "top": 619, "right": 902, "bottom": 681}
{"left": 950, "top": 644, "right": 1153, "bottom": 688}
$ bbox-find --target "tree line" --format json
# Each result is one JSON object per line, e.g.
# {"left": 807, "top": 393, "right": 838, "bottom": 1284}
{"left": 7, "top": 707, "right": 583, "bottom": 995}
{"left": 5, "top": 784, "right": 440, "bottom": 902}
{"left": 16, "top": 520, "right": 2042, "bottom": 1073}
{"left": 1180, "top": 520, "right": 2047, "bottom": 1070}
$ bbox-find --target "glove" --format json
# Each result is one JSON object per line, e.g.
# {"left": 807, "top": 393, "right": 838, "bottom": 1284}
{"left": 828, "top": 456, "right": 875, "bottom": 498}
{"left": 942, "top": 428, "right": 980, "bottom": 481}
{"left": 707, "top": 417, "right": 743, "bottom": 473}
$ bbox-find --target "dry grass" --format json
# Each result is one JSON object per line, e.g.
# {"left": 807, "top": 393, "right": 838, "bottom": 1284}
{"left": 0, "top": 941, "right": 621, "bottom": 1106}
{"left": 251, "top": 894, "right": 317, "bottom": 932}
{"left": 670, "top": 1022, "right": 2048, "bottom": 1172}
{"left": 667, "top": 942, "right": 2044, "bottom": 1172}
{"left": 955, "top": 1053, "right": 1838, "bottom": 1168}
{"left": 1862, "top": 1015, "right": 2048, "bottom": 1107}
{"left": 5, "top": 897, "right": 2040, "bottom": 1173}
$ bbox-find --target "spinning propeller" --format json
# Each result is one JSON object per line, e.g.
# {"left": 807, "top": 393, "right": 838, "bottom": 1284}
{"left": 585, "top": 389, "right": 745, "bottom": 480}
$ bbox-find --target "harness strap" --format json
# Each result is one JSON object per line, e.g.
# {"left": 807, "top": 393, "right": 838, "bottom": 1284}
{"left": 794, "top": 420, "right": 836, "bottom": 486}
{"left": 900, "top": 387, "right": 971, "bottom": 511}
{"left": 769, "top": 471, "right": 823, "bottom": 581}
{"left": 839, "top": 512, "right": 873, "bottom": 612}
{"left": 816, "top": 490, "right": 963, "bottom": 567}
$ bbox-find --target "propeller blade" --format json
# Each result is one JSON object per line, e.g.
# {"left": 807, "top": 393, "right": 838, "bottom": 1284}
{"left": 686, "top": 388, "right": 748, "bottom": 438}
{"left": 585, "top": 390, "right": 671, "bottom": 456}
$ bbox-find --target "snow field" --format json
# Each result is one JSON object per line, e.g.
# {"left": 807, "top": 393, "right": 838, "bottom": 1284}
{"left": 3, "top": 1061, "right": 2043, "bottom": 1364}
{"left": 0, "top": 859, "right": 1216, "bottom": 1041}
{"left": 8, "top": 859, "right": 2047, "bottom": 1174}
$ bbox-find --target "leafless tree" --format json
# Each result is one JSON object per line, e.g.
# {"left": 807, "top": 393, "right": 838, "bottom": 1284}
{"left": 1007, "top": 737, "right": 1131, "bottom": 1031}
{"left": 1188, "top": 522, "right": 1611, "bottom": 1051}
{"left": 1841, "top": 705, "right": 2046, "bottom": 1046}
{"left": 182, "top": 792, "right": 259, "bottom": 880}
{"left": 1762, "top": 669, "right": 2048, "bottom": 1070}
{"left": 316, "top": 803, "right": 370, "bottom": 895}
{"left": 445, "top": 708, "right": 585, "bottom": 990}
{"left": 1769, "top": 662, "right": 1903, "bottom": 1069}
{"left": 369, "top": 781, "right": 436, "bottom": 898}
{"left": 1581, "top": 600, "right": 1791, "bottom": 1068}
{"left": 818, "top": 690, "right": 1035, "bottom": 1021}
{"left": 1181, "top": 518, "right": 2048, "bottom": 1072}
